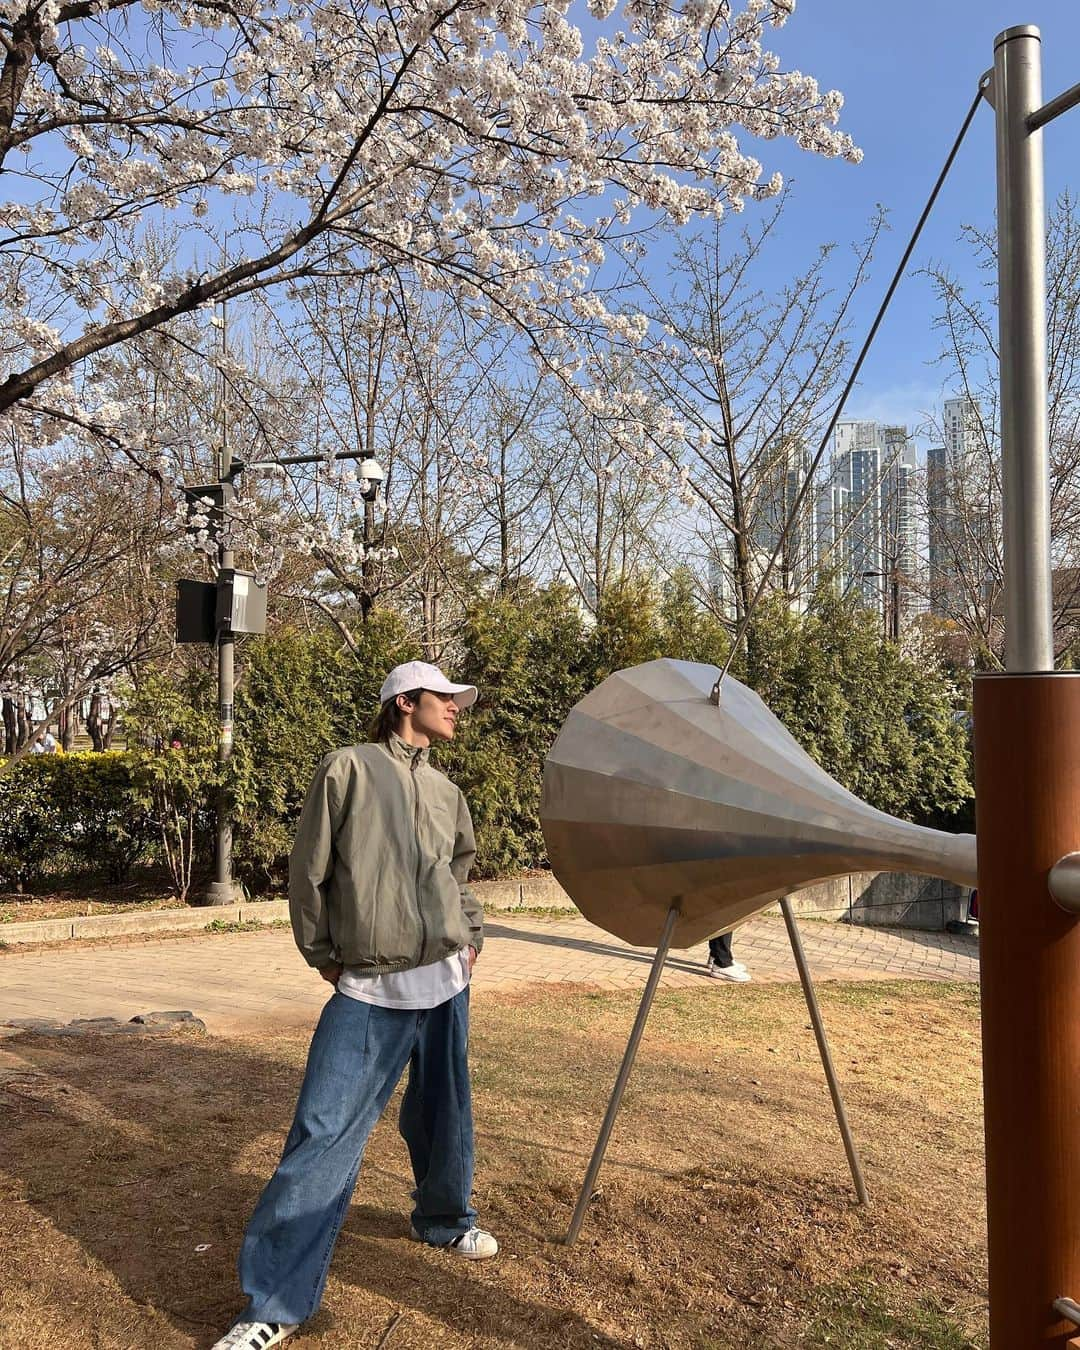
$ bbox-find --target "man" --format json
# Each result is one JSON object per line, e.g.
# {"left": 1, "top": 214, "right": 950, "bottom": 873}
{"left": 214, "top": 661, "right": 496, "bottom": 1350}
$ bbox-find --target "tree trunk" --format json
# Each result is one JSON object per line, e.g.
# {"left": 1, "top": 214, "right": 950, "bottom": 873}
{"left": 732, "top": 526, "right": 753, "bottom": 626}
{"left": 1, "top": 696, "right": 15, "bottom": 755}
{"left": 421, "top": 582, "right": 440, "bottom": 661}
{"left": 102, "top": 698, "right": 116, "bottom": 750}
{"left": 59, "top": 703, "right": 76, "bottom": 751}
{"left": 15, "top": 696, "right": 29, "bottom": 749}
{"left": 360, "top": 497, "right": 376, "bottom": 620}
{"left": 87, "top": 690, "right": 106, "bottom": 752}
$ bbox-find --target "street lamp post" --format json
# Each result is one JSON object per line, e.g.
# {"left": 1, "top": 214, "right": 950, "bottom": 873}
{"left": 183, "top": 448, "right": 385, "bottom": 907}
{"left": 197, "top": 298, "right": 242, "bottom": 906}
{"left": 199, "top": 473, "right": 242, "bottom": 905}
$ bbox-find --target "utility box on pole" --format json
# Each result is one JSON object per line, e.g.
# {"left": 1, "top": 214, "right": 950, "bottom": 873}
{"left": 181, "top": 482, "right": 232, "bottom": 543}
{"left": 216, "top": 569, "right": 267, "bottom": 636}
{"left": 175, "top": 579, "right": 218, "bottom": 644}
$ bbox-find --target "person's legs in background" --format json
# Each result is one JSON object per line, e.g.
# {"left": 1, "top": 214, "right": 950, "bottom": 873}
{"left": 707, "top": 930, "right": 751, "bottom": 982}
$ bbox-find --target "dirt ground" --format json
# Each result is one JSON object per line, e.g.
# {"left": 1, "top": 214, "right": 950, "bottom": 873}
{"left": 0, "top": 871, "right": 191, "bottom": 923}
{"left": 0, "top": 980, "right": 987, "bottom": 1349}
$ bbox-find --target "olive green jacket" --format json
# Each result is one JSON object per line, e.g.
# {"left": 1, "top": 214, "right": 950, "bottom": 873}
{"left": 288, "top": 732, "right": 484, "bottom": 973}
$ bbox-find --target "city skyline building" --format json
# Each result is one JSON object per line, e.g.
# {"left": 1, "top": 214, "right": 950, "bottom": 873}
{"left": 689, "top": 396, "right": 982, "bottom": 638}
{"left": 750, "top": 435, "right": 816, "bottom": 605}
{"left": 818, "top": 418, "right": 920, "bottom": 634}
{"left": 881, "top": 428, "right": 921, "bottom": 634}
{"left": 928, "top": 395, "right": 989, "bottom": 618}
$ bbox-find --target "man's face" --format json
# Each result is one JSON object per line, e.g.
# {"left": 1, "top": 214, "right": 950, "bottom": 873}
{"left": 401, "top": 690, "right": 459, "bottom": 744}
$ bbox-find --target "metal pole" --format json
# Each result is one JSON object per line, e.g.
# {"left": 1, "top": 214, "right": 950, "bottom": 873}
{"left": 361, "top": 492, "right": 376, "bottom": 620}
{"left": 564, "top": 902, "right": 680, "bottom": 1246}
{"left": 209, "top": 563, "right": 236, "bottom": 897}
{"left": 198, "top": 294, "right": 240, "bottom": 906}
{"left": 779, "top": 898, "right": 868, "bottom": 1206}
{"left": 994, "top": 25, "right": 1054, "bottom": 672}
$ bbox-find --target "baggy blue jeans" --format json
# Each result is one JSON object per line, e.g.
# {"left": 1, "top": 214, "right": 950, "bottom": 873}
{"left": 237, "top": 987, "right": 476, "bottom": 1326}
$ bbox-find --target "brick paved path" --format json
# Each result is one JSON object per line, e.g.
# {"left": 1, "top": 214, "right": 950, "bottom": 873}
{"left": 0, "top": 913, "right": 979, "bottom": 1036}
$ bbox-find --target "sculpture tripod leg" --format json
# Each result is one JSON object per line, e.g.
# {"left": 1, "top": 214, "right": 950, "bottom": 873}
{"left": 780, "top": 896, "right": 868, "bottom": 1205}
{"left": 564, "top": 899, "right": 867, "bottom": 1247}
{"left": 564, "top": 902, "right": 680, "bottom": 1245}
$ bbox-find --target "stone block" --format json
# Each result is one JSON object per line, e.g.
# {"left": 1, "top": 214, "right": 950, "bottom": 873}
{"left": 15, "top": 1011, "right": 207, "bottom": 1038}
{"left": 130, "top": 1010, "right": 199, "bottom": 1026}
{"left": 518, "top": 875, "right": 577, "bottom": 910}
{"left": 473, "top": 880, "right": 523, "bottom": 910}
{"left": 61, "top": 1017, "right": 133, "bottom": 1036}
{"left": 239, "top": 899, "right": 290, "bottom": 924}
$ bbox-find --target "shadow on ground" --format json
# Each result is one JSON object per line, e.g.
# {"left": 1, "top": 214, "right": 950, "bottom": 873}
{"left": 0, "top": 1025, "right": 625, "bottom": 1349}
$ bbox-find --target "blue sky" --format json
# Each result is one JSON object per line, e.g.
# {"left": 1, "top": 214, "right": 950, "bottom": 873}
{"left": 729, "top": 1, "right": 1080, "bottom": 444}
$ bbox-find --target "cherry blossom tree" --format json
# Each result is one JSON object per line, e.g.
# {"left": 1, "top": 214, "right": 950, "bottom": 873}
{"left": 0, "top": 0, "right": 859, "bottom": 476}
{"left": 545, "top": 373, "right": 672, "bottom": 613}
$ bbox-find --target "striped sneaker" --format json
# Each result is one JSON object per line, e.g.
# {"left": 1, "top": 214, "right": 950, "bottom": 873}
{"left": 211, "top": 1321, "right": 298, "bottom": 1349}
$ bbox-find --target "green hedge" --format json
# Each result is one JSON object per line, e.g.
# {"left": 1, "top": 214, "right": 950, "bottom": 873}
{"left": 0, "top": 577, "right": 975, "bottom": 895}
{"left": 0, "top": 752, "right": 157, "bottom": 888}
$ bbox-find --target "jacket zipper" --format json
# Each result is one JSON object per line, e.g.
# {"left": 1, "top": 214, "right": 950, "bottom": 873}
{"left": 411, "top": 754, "right": 427, "bottom": 965}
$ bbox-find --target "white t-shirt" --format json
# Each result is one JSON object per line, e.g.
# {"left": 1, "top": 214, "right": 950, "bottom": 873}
{"left": 337, "top": 949, "right": 471, "bottom": 1010}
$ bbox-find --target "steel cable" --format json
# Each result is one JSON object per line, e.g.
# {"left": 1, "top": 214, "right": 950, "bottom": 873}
{"left": 713, "top": 77, "right": 992, "bottom": 695}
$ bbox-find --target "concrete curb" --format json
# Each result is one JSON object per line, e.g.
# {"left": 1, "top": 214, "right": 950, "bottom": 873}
{"left": 0, "top": 898, "right": 293, "bottom": 945}
{"left": 0, "top": 880, "right": 572, "bottom": 946}
{"left": 0, "top": 871, "right": 971, "bottom": 947}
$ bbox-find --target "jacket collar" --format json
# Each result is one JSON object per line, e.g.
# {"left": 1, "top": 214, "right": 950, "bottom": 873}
{"left": 385, "top": 730, "right": 430, "bottom": 767}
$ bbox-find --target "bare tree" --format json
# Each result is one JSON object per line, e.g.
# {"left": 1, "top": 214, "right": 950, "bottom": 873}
{"left": 545, "top": 381, "right": 671, "bottom": 616}
{"left": 632, "top": 196, "right": 886, "bottom": 624}
{"left": 923, "top": 191, "right": 1080, "bottom": 663}
{"left": 0, "top": 432, "right": 172, "bottom": 759}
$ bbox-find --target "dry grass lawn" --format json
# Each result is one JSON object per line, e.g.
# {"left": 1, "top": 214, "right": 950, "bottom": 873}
{"left": 0, "top": 980, "right": 986, "bottom": 1349}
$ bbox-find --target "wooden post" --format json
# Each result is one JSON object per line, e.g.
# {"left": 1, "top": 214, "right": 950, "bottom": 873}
{"left": 974, "top": 672, "right": 1080, "bottom": 1344}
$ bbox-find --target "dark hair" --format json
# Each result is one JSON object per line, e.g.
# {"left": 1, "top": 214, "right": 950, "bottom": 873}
{"left": 368, "top": 688, "right": 423, "bottom": 743}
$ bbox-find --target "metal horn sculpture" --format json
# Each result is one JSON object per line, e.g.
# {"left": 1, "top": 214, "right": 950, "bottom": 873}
{"left": 540, "top": 659, "right": 978, "bottom": 1243}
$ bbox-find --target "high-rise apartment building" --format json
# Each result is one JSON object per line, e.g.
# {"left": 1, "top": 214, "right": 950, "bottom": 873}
{"left": 839, "top": 438, "right": 884, "bottom": 610}
{"left": 928, "top": 396, "right": 987, "bottom": 616}
{"left": 814, "top": 478, "right": 850, "bottom": 584}
{"left": 927, "top": 443, "right": 951, "bottom": 613}
{"left": 819, "top": 419, "right": 919, "bottom": 633}
{"left": 750, "top": 436, "right": 815, "bottom": 603}
{"left": 881, "top": 427, "right": 920, "bottom": 633}
{"left": 943, "top": 396, "right": 982, "bottom": 467}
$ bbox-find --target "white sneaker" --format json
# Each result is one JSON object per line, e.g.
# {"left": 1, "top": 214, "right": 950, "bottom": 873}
{"left": 211, "top": 1322, "right": 298, "bottom": 1349}
{"left": 707, "top": 959, "right": 751, "bottom": 982}
{"left": 411, "top": 1224, "right": 499, "bottom": 1259}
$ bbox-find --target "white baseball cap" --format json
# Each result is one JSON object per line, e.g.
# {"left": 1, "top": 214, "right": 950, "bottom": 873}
{"left": 379, "top": 661, "right": 478, "bottom": 710}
